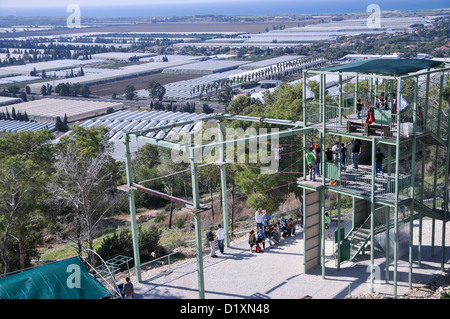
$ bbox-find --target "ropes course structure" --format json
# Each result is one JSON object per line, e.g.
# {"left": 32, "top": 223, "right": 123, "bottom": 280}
{"left": 118, "top": 113, "right": 313, "bottom": 299}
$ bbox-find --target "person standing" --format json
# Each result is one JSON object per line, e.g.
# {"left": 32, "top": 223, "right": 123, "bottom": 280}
{"left": 324, "top": 213, "right": 332, "bottom": 240}
{"left": 255, "top": 208, "right": 263, "bottom": 233}
{"left": 375, "top": 148, "right": 385, "bottom": 177}
{"left": 356, "top": 98, "right": 364, "bottom": 119}
{"left": 325, "top": 147, "right": 333, "bottom": 163}
{"left": 314, "top": 144, "right": 321, "bottom": 177}
{"left": 262, "top": 210, "right": 271, "bottom": 229}
{"left": 248, "top": 230, "right": 256, "bottom": 253}
{"left": 305, "top": 147, "right": 316, "bottom": 181}
{"left": 122, "top": 277, "right": 134, "bottom": 299}
{"left": 417, "top": 107, "right": 424, "bottom": 130}
{"left": 346, "top": 138, "right": 362, "bottom": 169}
{"left": 206, "top": 226, "right": 217, "bottom": 258}
{"left": 340, "top": 143, "right": 347, "bottom": 170}
{"left": 216, "top": 224, "right": 225, "bottom": 254}
{"left": 332, "top": 141, "right": 340, "bottom": 165}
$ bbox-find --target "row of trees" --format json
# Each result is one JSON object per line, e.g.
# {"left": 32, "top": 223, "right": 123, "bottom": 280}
{"left": 0, "top": 107, "right": 30, "bottom": 122}
{"left": 0, "top": 127, "right": 123, "bottom": 274}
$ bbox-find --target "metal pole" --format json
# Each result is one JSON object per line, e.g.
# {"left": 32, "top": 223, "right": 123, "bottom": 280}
{"left": 339, "top": 72, "right": 343, "bottom": 125}
{"left": 303, "top": 187, "right": 307, "bottom": 273}
{"left": 432, "top": 72, "right": 445, "bottom": 257}
{"left": 393, "top": 78, "right": 402, "bottom": 299}
{"left": 337, "top": 193, "right": 341, "bottom": 271}
{"left": 124, "top": 133, "right": 142, "bottom": 282}
{"left": 217, "top": 122, "right": 230, "bottom": 248}
{"left": 370, "top": 138, "right": 376, "bottom": 293}
{"left": 408, "top": 76, "right": 418, "bottom": 290}
{"left": 354, "top": 74, "right": 359, "bottom": 114}
{"left": 190, "top": 147, "right": 205, "bottom": 299}
{"left": 321, "top": 73, "right": 326, "bottom": 279}
{"left": 442, "top": 71, "right": 449, "bottom": 272}
{"left": 385, "top": 206, "right": 390, "bottom": 284}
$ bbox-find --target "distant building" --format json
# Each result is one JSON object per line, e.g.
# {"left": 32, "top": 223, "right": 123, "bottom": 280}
{"left": 339, "top": 53, "right": 403, "bottom": 62}
{"left": 417, "top": 53, "right": 432, "bottom": 59}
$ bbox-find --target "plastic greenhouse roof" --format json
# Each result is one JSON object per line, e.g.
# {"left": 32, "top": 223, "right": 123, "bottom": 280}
{"left": 317, "top": 59, "right": 444, "bottom": 76}
{"left": 0, "top": 257, "right": 112, "bottom": 299}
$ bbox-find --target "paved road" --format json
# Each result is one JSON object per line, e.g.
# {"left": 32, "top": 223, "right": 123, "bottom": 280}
{"left": 134, "top": 218, "right": 449, "bottom": 299}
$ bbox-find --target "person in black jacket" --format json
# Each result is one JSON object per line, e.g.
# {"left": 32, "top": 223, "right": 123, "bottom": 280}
{"left": 206, "top": 226, "right": 217, "bottom": 258}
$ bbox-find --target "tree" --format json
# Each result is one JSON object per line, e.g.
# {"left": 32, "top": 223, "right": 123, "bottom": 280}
{"left": 50, "top": 126, "right": 122, "bottom": 266}
{"left": 0, "top": 130, "right": 53, "bottom": 274}
{"left": 80, "top": 85, "right": 91, "bottom": 98}
{"left": 55, "top": 116, "right": 69, "bottom": 132}
{"left": 202, "top": 103, "right": 214, "bottom": 114}
{"left": 40, "top": 85, "right": 47, "bottom": 96}
{"left": 124, "top": 85, "right": 136, "bottom": 100}
{"left": 147, "top": 80, "right": 166, "bottom": 101}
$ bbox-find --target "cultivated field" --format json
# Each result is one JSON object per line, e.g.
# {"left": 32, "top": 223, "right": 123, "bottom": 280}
{"left": 88, "top": 72, "right": 203, "bottom": 97}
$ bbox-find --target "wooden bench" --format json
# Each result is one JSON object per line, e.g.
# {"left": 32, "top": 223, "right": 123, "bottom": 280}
{"left": 368, "top": 123, "right": 391, "bottom": 137}
{"left": 347, "top": 121, "right": 391, "bottom": 137}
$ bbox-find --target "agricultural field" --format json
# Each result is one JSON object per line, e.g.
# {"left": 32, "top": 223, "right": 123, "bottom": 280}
{"left": 89, "top": 72, "right": 204, "bottom": 98}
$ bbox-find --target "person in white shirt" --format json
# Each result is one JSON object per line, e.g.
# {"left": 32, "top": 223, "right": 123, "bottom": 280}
{"left": 332, "top": 141, "right": 339, "bottom": 165}
{"left": 216, "top": 224, "right": 226, "bottom": 254}
{"left": 255, "top": 208, "right": 263, "bottom": 232}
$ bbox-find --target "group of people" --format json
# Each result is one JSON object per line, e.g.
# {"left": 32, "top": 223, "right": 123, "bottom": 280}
{"left": 305, "top": 138, "right": 385, "bottom": 177}
{"left": 250, "top": 209, "right": 297, "bottom": 253}
{"left": 205, "top": 224, "right": 226, "bottom": 258}
{"left": 305, "top": 141, "right": 350, "bottom": 181}
{"left": 357, "top": 93, "right": 398, "bottom": 117}
{"left": 375, "top": 92, "right": 397, "bottom": 113}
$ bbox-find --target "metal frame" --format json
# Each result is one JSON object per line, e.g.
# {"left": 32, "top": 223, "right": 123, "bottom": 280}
{"left": 300, "top": 62, "right": 450, "bottom": 298}
{"left": 119, "top": 113, "right": 313, "bottom": 299}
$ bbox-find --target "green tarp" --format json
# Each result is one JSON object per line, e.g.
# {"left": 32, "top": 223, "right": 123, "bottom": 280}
{"left": 0, "top": 257, "right": 112, "bottom": 299}
{"left": 318, "top": 59, "right": 444, "bottom": 76}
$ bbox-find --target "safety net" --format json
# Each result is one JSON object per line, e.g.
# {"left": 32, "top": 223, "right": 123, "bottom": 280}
{"left": 0, "top": 257, "right": 112, "bottom": 299}
{"left": 317, "top": 59, "right": 444, "bottom": 76}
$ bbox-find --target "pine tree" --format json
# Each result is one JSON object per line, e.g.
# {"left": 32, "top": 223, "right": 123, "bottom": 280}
{"left": 55, "top": 116, "right": 63, "bottom": 131}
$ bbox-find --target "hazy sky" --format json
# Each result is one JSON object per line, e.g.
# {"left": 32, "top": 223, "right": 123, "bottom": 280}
{"left": 1, "top": 0, "right": 244, "bottom": 7}
{"left": 0, "top": 0, "right": 447, "bottom": 17}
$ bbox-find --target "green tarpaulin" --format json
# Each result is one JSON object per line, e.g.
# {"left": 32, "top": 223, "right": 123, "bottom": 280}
{"left": 318, "top": 59, "right": 444, "bottom": 76}
{"left": 0, "top": 257, "right": 112, "bottom": 299}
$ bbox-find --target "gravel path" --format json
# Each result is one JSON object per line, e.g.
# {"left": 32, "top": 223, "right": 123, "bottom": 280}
{"left": 133, "top": 218, "right": 449, "bottom": 299}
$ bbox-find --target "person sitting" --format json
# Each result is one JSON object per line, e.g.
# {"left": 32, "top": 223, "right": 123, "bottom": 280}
{"left": 287, "top": 218, "right": 296, "bottom": 236}
{"left": 264, "top": 226, "right": 275, "bottom": 246}
{"left": 268, "top": 225, "right": 280, "bottom": 244}
{"left": 256, "top": 229, "right": 266, "bottom": 250}
{"left": 366, "top": 108, "right": 375, "bottom": 125}
{"left": 278, "top": 217, "right": 288, "bottom": 237}
{"left": 273, "top": 223, "right": 282, "bottom": 244}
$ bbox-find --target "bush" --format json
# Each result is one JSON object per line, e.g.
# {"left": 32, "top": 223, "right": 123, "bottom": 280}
{"left": 95, "top": 226, "right": 165, "bottom": 267}
{"left": 174, "top": 217, "right": 187, "bottom": 229}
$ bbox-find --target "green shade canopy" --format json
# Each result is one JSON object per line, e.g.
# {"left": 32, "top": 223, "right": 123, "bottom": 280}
{"left": 317, "top": 59, "right": 444, "bottom": 76}
{"left": 0, "top": 257, "right": 112, "bottom": 299}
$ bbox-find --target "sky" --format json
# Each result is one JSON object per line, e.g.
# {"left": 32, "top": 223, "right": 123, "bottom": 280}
{"left": 0, "top": 0, "right": 448, "bottom": 16}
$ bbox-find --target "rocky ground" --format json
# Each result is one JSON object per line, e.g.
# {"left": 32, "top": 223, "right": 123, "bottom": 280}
{"left": 347, "top": 270, "right": 450, "bottom": 299}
